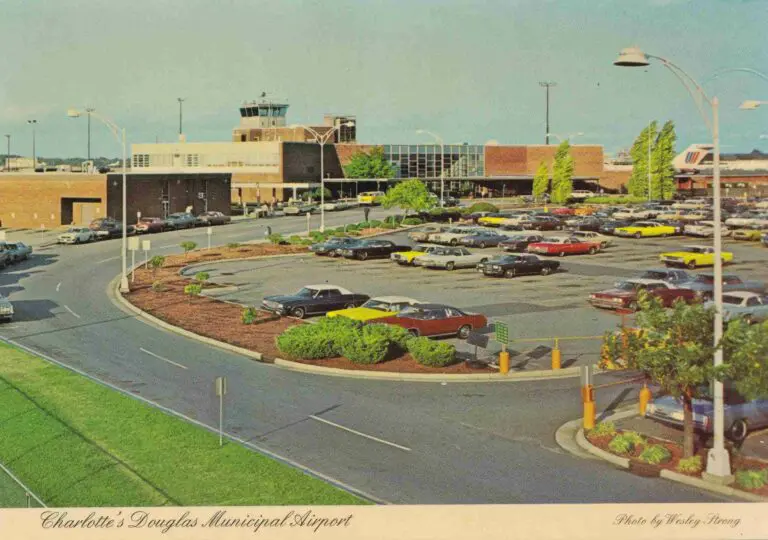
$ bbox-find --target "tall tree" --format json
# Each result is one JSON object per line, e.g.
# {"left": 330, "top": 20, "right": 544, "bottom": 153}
{"left": 532, "top": 161, "right": 549, "bottom": 202}
{"left": 550, "top": 140, "right": 574, "bottom": 204}
{"left": 343, "top": 147, "right": 397, "bottom": 179}
{"left": 382, "top": 179, "right": 436, "bottom": 215}
{"left": 628, "top": 122, "right": 658, "bottom": 198}
{"left": 652, "top": 120, "right": 678, "bottom": 200}
{"left": 720, "top": 319, "right": 768, "bottom": 402}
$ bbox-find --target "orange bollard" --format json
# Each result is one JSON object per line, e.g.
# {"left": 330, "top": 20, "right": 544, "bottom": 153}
{"left": 639, "top": 384, "right": 652, "bottom": 416}
{"left": 499, "top": 350, "right": 510, "bottom": 375}
{"left": 582, "top": 385, "right": 596, "bottom": 430}
{"left": 551, "top": 338, "right": 561, "bottom": 370}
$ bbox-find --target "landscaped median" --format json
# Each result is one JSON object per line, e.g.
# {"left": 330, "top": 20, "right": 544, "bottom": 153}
{"left": 0, "top": 341, "right": 366, "bottom": 507}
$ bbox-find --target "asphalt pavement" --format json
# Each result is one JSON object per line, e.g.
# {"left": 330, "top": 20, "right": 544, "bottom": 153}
{"left": 0, "top": 210, "right": 752, "bottom": 503}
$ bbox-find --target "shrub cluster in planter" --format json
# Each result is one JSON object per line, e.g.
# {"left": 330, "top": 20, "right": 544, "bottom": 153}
{"left": 241, "top": 307, "right": 259, "bottom": 325}
{"left": 462, "top": 202, "right": 499, "bottom": 214}
{"left": 735, "top": 468, "right": 768, "bottom": 490}
{"left": 676, "top": 455, "right": 703, "bottom": 474}
{"left": 407, "top": 337, "right": 456, "bottom": 367}
{"left": 401, "top": 217, "right": 423, "bottom": 225}
{"left": 607, "top": 431, "right": 646, "bottom": 455}
{"left": 589, "top": 421, "right": 617, "bottom": 438}
{"left": 638, "top": 444, "right": 671, "bottom": 465}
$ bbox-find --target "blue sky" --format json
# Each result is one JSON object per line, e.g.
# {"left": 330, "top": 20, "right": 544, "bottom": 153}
{"left": 1, "top": 0, "right": 767, "bottom": 159}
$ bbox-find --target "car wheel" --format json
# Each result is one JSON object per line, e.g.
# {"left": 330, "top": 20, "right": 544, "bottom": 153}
{"left": 558, "top": 251, "right": 566, "bottom": 257}
{"left": 291, "top": 307, "right": 306, "bottom": 319}
{"left": 450, "top": 239, "right": 458, "bottom": 246}
{"left": 588, "top": 247, "right": 597, "bottom": 255}
{"left": 556, "top": 225, "right": 563, "bottom": 230}
{"left": 445, "top": 262, "right": 455, "bottom": 271}
{"left": 628, "top": 301, "right": 639, "bottom": 312}
{"left": 744, "top": 315, "right": 755, "bottom": 325}
{"left": 344, "top": 303, "right": 356, "bottom": 309}
{"left": 478, "top": 242, "right": 486, "bottom": 249}
{"left": 634, "top": 232, "right": 642, "bottom": 239}
{"left": 457, "top": 324, "right": 472, "bottom": 339}
{"left": 407, "top": 328, "right": 420, "bottom": 337}
{"left": 358, "top": 251, "right": 369, "bottom": 261}
{"left": 540, "top": 266, "right": 552, "bottom": 276}
{"left": 687, "top": 260, "right": 697, "bottom": 270}
{"left": 505, "top": 268, "right": 516, "bottom": 278}
{"left": 728, "top": 419, "right": 749, "bottom": 443}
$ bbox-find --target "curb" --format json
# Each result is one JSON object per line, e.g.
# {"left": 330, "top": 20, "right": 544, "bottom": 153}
{"left": 658, "top": 469, "right": 766, "bottom": 502}
{"left": 576, "top": 428, "right": 630, "bottom": 468}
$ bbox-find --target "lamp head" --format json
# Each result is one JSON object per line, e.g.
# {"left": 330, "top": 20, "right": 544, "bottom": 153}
{"left": 66, "top": 109, "right": 82, "bottom": 118}
{"left": 614, "top": 47, "right": 650, "bottom": 67}
{"left": 343, "top": 121, "right": 355, "bottom": 127}
{"left": 739, "top": 100, "right": 762, "bottom": 110}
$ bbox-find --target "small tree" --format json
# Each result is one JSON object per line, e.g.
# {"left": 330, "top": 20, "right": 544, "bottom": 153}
{"left": 653, "top": 120, "right": 678, "bottom": 200}
{"left": 184, "top": 283, "right": 202, "bottom": 303}
{"left": 532, "top": 161, "right": 549, "bottom": 202}
{"left": 194, "top": 271, "right": 210, "bottom": 284}
{"left": 343, "top": 146, "right": 397, "bottom": 179}
{"left": 382, "top": 179, "right": 436, "bottom": 215}
{"left": 304, "top": 187, "right": 332, "bottom": 202}
{"left": 180, "top": 241, "right": 197, "bottom": 258}
{"left": 149, "top": 255, "right": 166, "bottom": 275}
{"left": 720, "top": 319, "right": 768, "bottom": 401}
{"left": 550, "top": 140, "right": 574, "bottom": 204}
{"left": 628, "top": 121, "right": 658, "bottom": 198}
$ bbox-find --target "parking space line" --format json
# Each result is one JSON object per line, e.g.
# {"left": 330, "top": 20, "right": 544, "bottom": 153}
{"left": 55, "top": 282, "right": 61, "bottom": 292}
{"left": 63, "top": 305, "right": 81, "bottom": 319}
{"left": 139, "top": 347, "right": 188, "bottom": 370}
{"left": 309, "top": 415, "right": 411, "bottom": 452}
{"left": 96, "top": 256, "right": 120, "bottom": 264}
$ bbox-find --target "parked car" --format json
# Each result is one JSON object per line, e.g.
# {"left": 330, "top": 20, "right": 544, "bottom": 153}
{"left": 518, "top": 215, "right": 566, "bottom": 231}
{"left": 164, "top": 213, "right": 198, "bottom": 230}
{"left": 725, "top": 211, "right": 767, "bottom": 228}
{"left": 598, "top": 219, "right": 633, "bottom": 235}
{"left": 646, "top": 385, "right": 768, "bottom": 443}
{"left": 89, "top": 218, "right": 121, "bottom": 239}
{"left": 408, "top": 225, "right": 449, "bottom": 242}
{"left": 499, "top": 234, "right": 544, "bottom": 252}
{"left": 567, "top": 216, "right": 602, "bottom": 232}
{"left": 705, "top": 292, "right": 768, "bottom": 324}
{"left": 678, "top": 209, "right": 711, "bottom": 222}
{"left": 379, "top": 303, "right": 487, "bottom": 339}
{"left": 58, "top": 227, "right": 95, "bottom": 244}
{"left": 671, "top": 198, "right": 709, "bottom": 210}
{"left": 459, "top": 231, "right": 508, "bottom": 248}
{"left": 660, "top": 245, "right": 734, "bottom": 269}
{"left": 417, "top": 208, "right": 463, "bottom": 223}
{"left": 679, "top": 273, "right": 766, "bottom": 299}
{"left": 197, "top": 211, "right": 232, "bottom": 226}
{"left": 588, "top": 278, "right": 698, "bottom": 311}
{"left": 478, "top": 212, "right": 522, "bottom": 227}
{"left": 0, "top": 242, "right": 31, "bottom": 263}
{"left": 654, "top": 219, "right": 686, "bottom": 235}
{"left": 613, "top": 207, "right": 655, "bottom": 220}
{"left": 569, "top": 190, "right": 596, "bottom": 201}
{"left": 527, "top": 236, "right": 602, "bottom": 257}
{"left": 413, "top": 246, "right": 489, "bottom": 270}
{"left": 636, "top": 268, "right": 692, "bottom": 285}
{"left": 569, "top": 230, "right": 613, "bottom": 248}
{"left": 391, "top": 245, "right": 445, "bottom": 265}
{"left": 357, "top": 191, "right": 385, "bottom": 205}
{"left": 283, "top": 203, "right": 317, "bottom": 215}
{"left": 685, "top": 221, "right": 732, "bottom": 238}
{"left": 732, "top": 224, "right": 768, "bottom": 241}
{"left": 551, "top": 207, "right": 576, "bottom": 216}
{"left": 135, "top": 217, "right": 166, "bottom": 234}
{"left": 261, "top": 285, "right": 369, "bottom": 319}
{"left": 309, "top": 236, "right": 362, "bottom": 256}
{"left": 573, "top": 206, "right": 598, "bottom": 216}
{"left": 327, "top": 296, "right": 421, "bottom": 322}
{"left": 614, "top": 221, "right": 676, "bottom": 238}
{"left": 0, "top": 294, "right": 13, "bottom": 321}
{"left": 429, "top": 226, "right": 488, "bottom": 246}
{"left": 479, "top": 254, "right": 560, "bottom": 278}
{"left": 340, "top": 239, "right": 411, "bottom": 260}
{"left": 0, "top": 250, "right": 9, "bottom": 269}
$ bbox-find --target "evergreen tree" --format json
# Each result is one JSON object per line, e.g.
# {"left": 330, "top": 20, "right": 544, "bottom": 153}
{"left": 652, "top": 121, "right": 677, "bottom": 200}
{"left": 532, "top": 161, "right": 549, "bottom": 202}
{"left": 550, "top": 140, "right": 574, "bottom": 204}
{"left": 628, "top": 122, "right": 658, "bottom": 198}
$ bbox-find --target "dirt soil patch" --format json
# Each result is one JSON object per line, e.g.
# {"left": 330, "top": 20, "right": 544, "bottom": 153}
{"left": 123, "top": 242, "right": 495, "bottom": 374}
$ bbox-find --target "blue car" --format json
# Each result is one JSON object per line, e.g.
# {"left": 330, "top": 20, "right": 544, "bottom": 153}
{"left": 646, "top": 385, "right": 768, "bottom": 442}
{"left": 459, "top": 232, "right": 508, "bottom": 248}
{"left": 0, "top": 241, "right": 32, "bottom": 263}
{"left": 762, "top": 232, "right": 768, "bottom": 247}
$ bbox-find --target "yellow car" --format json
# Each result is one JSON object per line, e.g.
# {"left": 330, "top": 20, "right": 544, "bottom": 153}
{"left": 614, "top": 221, "right": 676, "bottom": 238}
{"left": 357, "top": 191, "right": 385, "bottom": 205}
{"left": 327, "top": 296, "right": 421, "bottom": 322}
{"left": 732, "top": 226, "right": 767, "bottom": 241}
{"left": 660, "top": 245, "right": 734, "bottom": 269}
{"left": 477, "top": 212, "right": 514, "bottom": 226}
{"left": 390, "top": 245, "right": 442, "bottom": 265}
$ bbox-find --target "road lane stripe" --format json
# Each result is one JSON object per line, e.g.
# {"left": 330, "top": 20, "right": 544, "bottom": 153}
{"left": 63, "top": 305, "right": 81, "bottom": 319}
{"left": 309, "top": 415, "right": 411, "bottom": 452}
{"left": 56, "top": 282, "right": 61, "bottom": 292}
{"left": 139, "top": 347, "right": 188, "bottom": 370}
{"left": 96, "top": 256, "right": 120, "bottom": 264}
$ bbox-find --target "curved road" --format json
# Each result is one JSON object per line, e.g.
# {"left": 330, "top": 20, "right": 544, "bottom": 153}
{"left": 0, "top": 212, "right": 727, "bottom": 504}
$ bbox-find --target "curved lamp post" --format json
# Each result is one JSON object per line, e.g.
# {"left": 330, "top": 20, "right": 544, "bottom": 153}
{"left": 27, "top": 120, "right": 37, "bottom": 170}
{"left": 67, "top": 108, "right": 129, "bottom": 293}
{"left": 289, "top": 122, "right": 355, "bottom": 232}
{"left": 545, "top": 132, "right": 584, "bottom": 143}
{"left": 739, "top": 100, "right": 768, "bottom": 110}
{"left": 614, "top": 47, "right": 731, "bottom": 480}
{"left": 416, "top": 129, "right": 445, "bottom": 207}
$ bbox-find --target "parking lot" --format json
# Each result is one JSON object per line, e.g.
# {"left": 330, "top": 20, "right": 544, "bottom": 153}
{"left": 189, "top": 225, "right": 768, "bottom": 370}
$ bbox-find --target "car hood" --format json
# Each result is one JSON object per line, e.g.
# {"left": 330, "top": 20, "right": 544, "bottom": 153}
{"left": 651, "top": 395, "right": 715, "bottom": 416}
{"left": 263, "top": 294, "right": 311, "bottom": 304}
{"left": 661, "top": 251, "right": 696, "bottom": 258}
{"left": 594, "top": 288, "right": 633, "bottom": 298}
{"left": 327, "top": 307, "right": 395, "bottom": 321}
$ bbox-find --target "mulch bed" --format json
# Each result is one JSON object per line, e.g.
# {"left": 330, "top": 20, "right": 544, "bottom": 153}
{"left": 586, "top": 429, "right": 768, "bottom": 496}
{"left": 123, "top": 239, "right": 496, "bottom": 374}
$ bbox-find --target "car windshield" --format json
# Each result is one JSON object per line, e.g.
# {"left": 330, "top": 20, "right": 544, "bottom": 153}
{"left": 640, "top": 270, "right": 670, "bottom": 280}
{"left": 683, "top": 246, "right": 705, "bottom": 253}
{"left": 294, "top": 288, "right": 318, "bottom": 297}
{"left": 493, "top": 255, "right": 518, "bottom": 263}
{"left": 693, "top": 275, "right": 714, "bottom": 283}
{"left": 67, "top": 228, "right": 83, "bottom": 233}
{"left": 361, "top": 299, "right": 397, "bottom": 311}
{"left": 504, "top": 235, "right": 525, "bottom": 242}
{"left": 615, "top": 281, "right": 643, "bottom": 291}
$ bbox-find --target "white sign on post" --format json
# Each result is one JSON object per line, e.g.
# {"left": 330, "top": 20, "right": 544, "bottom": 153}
{"left": 142, "top": 239, "right": 151, "bottom": 269}
{"left": 207, "top": 226, "right": 212, "bottom": 250}
{"left": 128, "top": 237, "right": 140, "bottom": 282}
{"left": 128, "top": 237, "right": 140, "bottom": 251}
{"left": 215, "top": 376, "right": 227, "bottom": 447}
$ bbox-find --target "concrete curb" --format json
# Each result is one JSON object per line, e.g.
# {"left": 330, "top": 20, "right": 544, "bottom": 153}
{"left": 658, "top": 469, "right": 766, "bottom": 502}
{"left": 178, "top": 252, "right": 310, "bottom": 276}
{"left": 576, "top": 428, "right": 630, "bottom": 468}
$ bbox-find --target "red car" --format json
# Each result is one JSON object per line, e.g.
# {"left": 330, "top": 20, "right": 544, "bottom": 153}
{"left": 378, "top": 303, "right": 487, "bottom": 339}
{"left": 135, "top": 217, "right": 166, "bottom": 234}
{"left": 589, "top": 278, "right": 698, "bottom": 311}
{"left": 527, "top": 236, "right": 601, "bottom": 257}
{"left": 551, "top": 207, "right": 576, "bottom": 216}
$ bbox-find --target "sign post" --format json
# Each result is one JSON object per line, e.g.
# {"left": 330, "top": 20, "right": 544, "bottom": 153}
{"left": 142, "top": 239, "right": 151, "bottom": 269}
{"left": 493, "top": 321, "right": 510, "bottom": 374}
{"left": 128, "top": 237, "right": 140, "bottom": 282}
{"left": 39, "top": 224, "right": 45, "bottom": 243}
{"left": 306, "top": 212, "right": 311, "bottom": 236}
{"left": 207, "top": 226, "right": 212, "bottom": 251}
{"left": 215, "top": 376, "right": 227, "bottom": 447}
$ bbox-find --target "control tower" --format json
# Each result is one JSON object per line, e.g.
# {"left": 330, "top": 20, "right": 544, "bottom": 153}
{"left": 238, "top": 97, "right": 289, "bottom": 129}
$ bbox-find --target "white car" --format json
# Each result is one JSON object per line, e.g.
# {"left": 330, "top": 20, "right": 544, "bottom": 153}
{"left": 0, "top": 294, "right": 13, "bottom": 322}
{"left": 685, "top": 221, "right": 732, "bottom": 238}
{"left": 57, "top": 227, "right": 95, "bottom": 244}
{"left": 570, "top": 230, "right": 613, "bottom": 248}
{"left": 612, "top": 208, "right": 655, "bottom": 220}
{"left": 570, "top": 190, "right": 596, "bottom": 200}
{"left": 725, "top": 213, "right": 768, "bottom": 228}
{"left": 413, "top": 246, "right": 489, "bottom": 270}
{"left": 429, "top": 227, "right": 489, "bottom": 245}
{"left": 672, "top": 198, "right": 709, "bottom": 210}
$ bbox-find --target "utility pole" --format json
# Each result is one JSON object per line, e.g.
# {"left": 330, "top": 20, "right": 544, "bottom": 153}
{"left": 4, "top": 134, "right": 9, "bottom": 172}
{"left": 86, "top": 108, "right": 95, "bottom": 164}
{"left": 177, "top": 98, "right": 186, "bottom": 135}
{"left": 27, "top": 120, "right": 37, "bottom": 171}
{"left": 539, "top": 82, "right": 557, "bottom": 145}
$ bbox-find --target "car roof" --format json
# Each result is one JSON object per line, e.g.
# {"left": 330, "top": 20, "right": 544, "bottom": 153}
{"left": 305, "top": 284, "right": 353, "bottom": 294}
{"left": 370, "top": 296, "right": 420, "bottom": 303}
{"left": 407, "top": 303, "right": 456, "bottom": 310}
{"left": 625, "top": 278, "right": 667, "bottom": 286}
{"left": 723, "top": 291, "right": 760, "bottom": 299}
{"left": 643, "top": 268, "right": 682, "bottom": 274}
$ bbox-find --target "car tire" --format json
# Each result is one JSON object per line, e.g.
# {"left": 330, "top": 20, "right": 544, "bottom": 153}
{"left": 744, "top": 315, "right": 755, "bottom": 325}
{"left": 450, "top": 239, "right": 458, "bottom": 246}
{"left": 558, "top": 251, "right": 566, "bottom": 257}
{"left": 628, "top": 301, "right": 639, "bottom": 312}
{"left": 358, "top": 251, "right": 368, "bottom": 261}
{"left": 478, "top": 242, "right": 486, "bottom": 249}
{"left": 407, "top": 328, "right": 420, "bottom": 337}
{"left": 291, "top": 307, "right": 306, "bottom": 319}
{"left": 457, "top": 324, "right": 472, "bottom": 339}
{"left": 445, "top": 262, "right": 455, "bottom": 271}
{"left": 588, "top": 247, "right": 597, "bottom": 255}
{"left": 540, "top": 266, "right": 552, "bottom": 276}
{"left": 344, "top": 303, "right": 356, "bottom": 309}
{"left": 728, "top": 418, "right": 748, "bottom": 443}
{"left": 505, "top": 268, "right": 516, "bottom": 278}
{"left": 634, "top": 232, "right": 642, "bottom": 239}
{"left": 687, "top": 260, "right": 697, "bottom": 270}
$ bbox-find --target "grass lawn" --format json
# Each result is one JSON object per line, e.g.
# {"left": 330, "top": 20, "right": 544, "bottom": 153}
{"left": 0, "top": 342, "right": 366, "bottom": 507}
{"left": 0, "top": 468, "right": 34, "bottom": 508}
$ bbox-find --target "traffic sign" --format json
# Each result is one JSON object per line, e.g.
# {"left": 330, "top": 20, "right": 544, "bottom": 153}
{"left": 128, "top": 237, "right": 139, "bottom": 251}
{"left": 493, "top": 321, "right": 509, "bottom": 345}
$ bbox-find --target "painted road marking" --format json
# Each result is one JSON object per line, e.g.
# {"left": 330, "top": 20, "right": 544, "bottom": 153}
{"left": 96, "top": 256, "right": 120, "bottom": 264}
{"left": 55, "top": 282, "right": 61, "bottom": 292}
{"left": 139, "top": 347, "right": 188, "bottom": 370}
{"left": 63, "top": 306, "right": 81, "bottom": 319}
{"left": 309, "top": 415, "right": 411, "bottom": 452}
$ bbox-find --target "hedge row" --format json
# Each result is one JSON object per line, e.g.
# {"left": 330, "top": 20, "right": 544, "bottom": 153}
{"left": 275, "top": 317, "right": 455, "bottom": 367}
{"left": 584, "top": 196, "right": 649, "bottom": 204}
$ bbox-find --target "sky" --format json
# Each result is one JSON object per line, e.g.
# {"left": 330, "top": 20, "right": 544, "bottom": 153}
{"left": 1, "top": 0, "right": 767, "bottom": 160}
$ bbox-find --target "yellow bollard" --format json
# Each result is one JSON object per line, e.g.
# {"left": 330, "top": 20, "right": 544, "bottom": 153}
{"left": 582, "top": 385, "right": 596, "bottom": 430}
{"left": 499, "top": 350, "right": 510, "bottom": 375}
{"left": 639, "top": 384, "right": 652, "bottom": 416}
{"left": 551, "top": 338, "right": 561, "bottom": 370}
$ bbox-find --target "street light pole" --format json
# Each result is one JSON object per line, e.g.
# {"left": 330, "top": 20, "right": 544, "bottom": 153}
{"left": 614, "top": 47, "right": 731, "bottom": 480}
{"left": 85, "top": 107, "right": 96, "bottom": 163}
{"left": 4, "top": 134, "right": 9, "bottom": 172}
{"left": 27, "top": 120, "right": 37, "bottom": 171}
{"left": 177, "top": 98, "right": 186, "bottom": 135}
{"left": 540, "top": 82, "right": 557, "bottom": 145}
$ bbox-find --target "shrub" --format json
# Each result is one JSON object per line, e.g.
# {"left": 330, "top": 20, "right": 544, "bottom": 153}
{"left": 151, "top": 280, "right": 166, "bottom": 292}
{"left": 241, "top": 307, "right": 258, "bottom": 325}
{"left": 462, "top": 202, "right": 499, "bottom": 214}
{"left": 267, "top": 233, "right": 284, "bottom": 245}
{"left": 341, "top": 326, "right": 391, "bottom": 365}
{"left": 288, "top": 235, "right": 303, "bottom": 245}
{"left": 584, "top": 196, "right": 647, "bottom": 205}
{"left": 194, "top": 271, "right": 210, "bottom": 283}
{"left": 507, "top": 196, "right": 526, "bottom": 205}
{"left": 348, "top": 230, "right": 362, "bottom": 235}
{"left": 332, "top": 231, "right": 348, "bottom": 237}
{"left": 300, "top": 238, "right": 314, "bottom": 245}
{"left": 344, "top": 224, "right": 360, "bottom": 232}
{"left": 314, "top": 316, "right": 364, "bottom": 354}
{"left": 401, "top": 217, "right": 423, "bottom": 225}
{"left": 180, "top": 241, "right": 197, "bottom": 256}
{"left": 639, "top": 444, "right": 672, "bottom": 465}
{"left": 620, "top": 431, "right": 646, "bottom": 446}
{"left": 276, "top": 324, "right": 338, "bottom": 360}
{"left": 368, "top": 220, "right": 383, "bottom": 228}
{"left": 407, "top": 337, "right": 456, "bottom": 367}
{"left": 149, "top": 255, "right": 166, "bottom": 274}
{"left": 608, "top": 434, "right": 634, "bottom": 455}
{"left": 384, "top": 215, "right": 401, "bottom": 224}
{"left": 356, "top": 221, "right": 372, "bottom": 229}
{"left": 184, "top": 283, "right": 202, "bottom": 302}
{"left": 676, "top": 455, "right": 703, "bottom": 474}
{"left": 366, "top": 324, "right": 413, "bottom": 353}
{"left": 590, "top": 421, "right": 617, "bottom": 437}
{"left": 735, "top": 469, "right": 768, "bottom": 490}
{"left": 226, "top": 242, "right": 240, "bottom": 250}
{"left": 380, "top": 222, "right": 397, "bottom": 230}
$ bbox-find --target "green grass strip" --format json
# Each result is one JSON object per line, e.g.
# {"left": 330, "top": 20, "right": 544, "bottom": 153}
{"left": 0, "top": 342, "right": 366, "bottom": 507}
